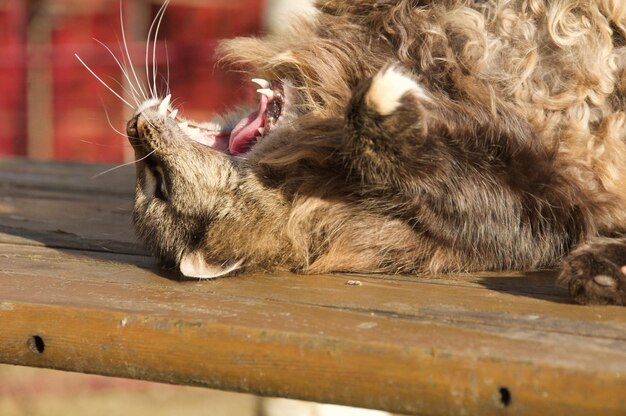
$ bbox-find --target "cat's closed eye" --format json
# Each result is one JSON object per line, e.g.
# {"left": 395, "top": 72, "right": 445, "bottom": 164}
{"left": 152, "top": 165, "right": 169, "bottom": 201}
{"left": 142, "top": 165, "right": 168, "bottom": 202}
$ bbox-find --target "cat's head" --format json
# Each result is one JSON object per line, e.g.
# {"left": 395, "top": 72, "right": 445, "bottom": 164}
{"left": 125, "top": 4, "right": 381, "bottom": 278}
{"left": 127, "top": 85, "right": 304, "bottom": 278}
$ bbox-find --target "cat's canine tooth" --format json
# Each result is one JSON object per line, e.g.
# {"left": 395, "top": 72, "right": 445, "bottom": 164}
{"left": 158, "top": 94, "right": 172, "bottom": 116}
{"left": 178, "top": 122, "right": 189, "bottom": 129}
{"left": 169, "top": 109, "right": 179, "bottom": 119}
{"left": 251, "top": 78, "right": 270, "bottom": 88}
{"left": 256, "top": 88, "right": 274, "bottom": 99}
{"left": 257, "top": 127, "right": 265, "bottom": 135}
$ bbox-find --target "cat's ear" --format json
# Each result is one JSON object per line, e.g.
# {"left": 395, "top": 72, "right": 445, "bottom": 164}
{"left": 179, "top": 250, "right": 242, "bottom": 279}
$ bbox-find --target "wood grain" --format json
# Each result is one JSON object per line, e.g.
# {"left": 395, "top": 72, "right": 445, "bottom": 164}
{"left": 1, "top": 158, "right": 625, "bottom": 415}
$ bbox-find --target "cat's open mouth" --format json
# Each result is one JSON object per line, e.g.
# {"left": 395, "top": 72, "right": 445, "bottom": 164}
{"left": 161, "top": 79, "right": 285, "bottom": 155}
{"left": 229, "top": 79, "right": 285, "bottom": 154}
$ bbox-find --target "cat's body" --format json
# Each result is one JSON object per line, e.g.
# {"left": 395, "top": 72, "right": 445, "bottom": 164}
{"left": 127, "top": 0, "right": 626, "bottom": 305}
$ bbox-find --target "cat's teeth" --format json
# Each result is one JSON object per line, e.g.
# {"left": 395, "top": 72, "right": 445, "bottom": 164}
{"left": 178, "top": 122, "right": 189, "bottom": 129}
{"left": 169, "top": 109, "right": 178, "bottom": 119}
{"left": 256, "top": 88, "right": 274, "bottom": 99}
{"left": 159, "top": 94, "right": 172, "bottom": 116}
{"left": 251, "top": 78, "right": 270, "bottom": 88}
{"left": 257, "top": 127, "right": 265, "bottom": 135}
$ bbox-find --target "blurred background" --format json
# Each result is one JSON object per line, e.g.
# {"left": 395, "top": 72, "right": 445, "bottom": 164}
{"left": 0, "top": 364, "right": 260, "bottom": 416}
{"left": 0, "top": 1, "right": 351, "bottom": 415}
{"left": 0, "top": 0, "right": 312, "bottom": 163}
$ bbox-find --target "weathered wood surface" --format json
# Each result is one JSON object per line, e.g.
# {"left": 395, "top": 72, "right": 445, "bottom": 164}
{"left": 1, "top": 157, "right": 625, "bottom": 416}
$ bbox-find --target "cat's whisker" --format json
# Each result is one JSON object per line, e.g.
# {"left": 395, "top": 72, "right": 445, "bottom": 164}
{"left": 119, "top": 0, "right": 148, "bottom": 100}
{"left": 164, "top": 40, "right": 171, "bottom": 96}
{"left": 156, "top": 72, "right": 172, "bottom": 99}
{"left": 75, "top": 54, "right": 134, "bottom": 109}
{"left": 80, "top": 139, "right": 125, "bottom": 148}
{"left": 107, "top": 128, "right": 132, "bottom": 139}
{"left": 101, "top": 101, "right": 131, "bottom": 138}
{"left": 103, "top": 74, "right": 141, "bottom": 106}
{"left": 170, "top": 96, "right": 183, "bottom": 109}
{"left": 92, "top": 37, "right": 142, "bottom": 106}
{"left": 91, "top": 149, "right": 156, "bottom": 179}
{"left": 117, "top": 37, "right": 137, "bottom": 95}
{"left": 153, "top": 0, "right": 170, "bottom": 99}
{"left": 146, "top": 0, "right": 170, "bottom": 99}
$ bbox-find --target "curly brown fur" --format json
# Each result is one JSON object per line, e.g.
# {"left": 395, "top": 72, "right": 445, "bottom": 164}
{"left": 127, "top": 0, "right": 626, "bottom": 305}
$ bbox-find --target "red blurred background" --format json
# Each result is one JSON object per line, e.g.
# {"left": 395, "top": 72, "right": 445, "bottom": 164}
{"left": 0, "top": 0, "right": 266, "bottom": 163}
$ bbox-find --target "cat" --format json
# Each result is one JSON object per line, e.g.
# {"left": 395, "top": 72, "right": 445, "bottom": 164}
{"left": 123, "top": 0, "right": 626, "bottom": 305}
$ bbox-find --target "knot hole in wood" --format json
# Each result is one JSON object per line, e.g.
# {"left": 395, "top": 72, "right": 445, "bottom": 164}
{"left": 27, "top": 335, "right": 45, "bottom": 354}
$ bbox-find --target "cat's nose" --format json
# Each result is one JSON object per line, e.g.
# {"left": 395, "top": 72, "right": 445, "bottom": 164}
{"left": 127, "top": 115, "right": 141, "bottom": 139}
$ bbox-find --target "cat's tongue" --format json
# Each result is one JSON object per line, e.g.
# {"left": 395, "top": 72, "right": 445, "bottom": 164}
{"left": 229, "top": 94, "right": 269, "bottom": 154}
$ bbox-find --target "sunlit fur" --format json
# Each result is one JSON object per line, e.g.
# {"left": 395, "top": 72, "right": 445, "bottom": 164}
{"left": 120, "top": 0, "right": 626, "bottom": 304}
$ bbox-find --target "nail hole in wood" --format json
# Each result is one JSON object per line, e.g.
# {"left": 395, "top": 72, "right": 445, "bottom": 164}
{"left": 27, "top": 335, "right": 45, "bottom": 354}
{"left": 499, "top": 387, "right": 511, "bottom": 407}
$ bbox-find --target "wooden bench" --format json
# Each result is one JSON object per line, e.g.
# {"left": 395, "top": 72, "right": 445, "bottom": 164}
{"left": 1, "top": 157, "right": 625, "bottom": 415}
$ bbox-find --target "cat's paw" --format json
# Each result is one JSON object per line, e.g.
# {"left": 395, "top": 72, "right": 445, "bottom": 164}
{"left": 365, "top": 65, "right": 430, "bottom": 117}
{"left": 558, "top": 238, "right": 626, "bottom": 305}
{"left": 347, "top": 65, "right": 430, "bottom": 143}
{"left": 344, "top": 65, "right": 433, "bottom": 184}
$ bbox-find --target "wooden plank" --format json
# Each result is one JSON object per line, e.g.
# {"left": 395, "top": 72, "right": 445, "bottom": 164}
{"left": 0, "top": 157, "right": 143, "bottom": 254}
{"left": 1, "top": 158, "right": 626, "bottom": 415}
{"left": 0, "top": 189, "right": 142, "bottom": 254}
{"left": 0, "top": 157, "right": 134, "bottom": 197}
{"left": 1, "top": 243, "right": 626, "bottom": 415}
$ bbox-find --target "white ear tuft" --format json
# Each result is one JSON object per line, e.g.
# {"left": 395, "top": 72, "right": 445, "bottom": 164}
{"left": 365, "top": 66, "right": 429, "bottom": 116}
{"left": 179, "top": 250, "right": 242, "bottom": 279}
